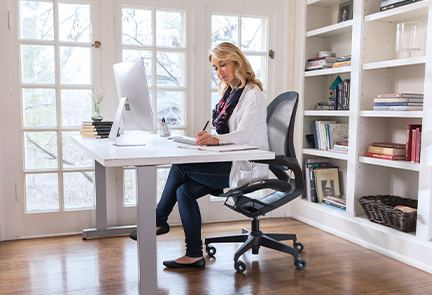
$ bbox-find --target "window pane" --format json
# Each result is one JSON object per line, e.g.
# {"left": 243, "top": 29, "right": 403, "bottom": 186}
{"left": 122, "top": 8, "right": 152, "bottom": 46}
{"left": 24, "top": 131, "right": 58, "bottom": 170}
{"left": 246, "top": 55, "right": 267, "bottom": 90}
{"left": 211, "top": 15, "right": 238, "bottom": 47}
{"left": 124, "top": 168, "right": 137, "bottom": 206}
{"left": 241, "top": 17, "right": 267, "bottom": 51}
{"left": 122, "top": 49, "right": 153, "bottom": 86}
{"left": 21, "top": 44, "right": 55, "bottom": 84}
{"left": 63, "top": 171, "right": 95, "bottom": 210}
{"left": 19, "top": 0, "right": 54, "bottom": 40}
{"left": 62, "top": 131, "right": 93, "bottom": 169}
{"left": 60, "top": 46, "right": 91, "bottom": 85}
{"left": 156, "top": 51, "right": 185, "bottom": 87}
{"left": 157, "top": 91, "right": 185, "bottom": 126}
{"left": 22, "top": 88, "right": 56, "bottom": 127}
{"left": 61, "top": 89, "right": 92, "bottom": 127}
{"left": 156, "top": 10, "right": 185, "bottom": 47}
{"left": 26, "top": 173, "right": 59, "bottom": 212}
{"left": 211, "top": 68, "right": 219, "bottom": 88}
{"left": 58, "top": 3, "right": 90, "bottom": 43}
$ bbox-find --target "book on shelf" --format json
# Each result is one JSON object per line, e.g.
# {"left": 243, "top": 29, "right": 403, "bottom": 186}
{"left": 373, "top": 102, "right": 423, "bottom": 106}
{"left": 373, "top": 97, "right": 423, "bottom": 103}
{"left": 322, "top": 196, "right": 346, "bottom": 210}
{"left": 405, "top": 124, "right": 422, "bottom": 162}
{"left": 332, "top": 61, "right": 351, "bottom": 68}
{"left": 313, "top": 120, "right": 336, "bottom": 150}
{"left": 314, "top": 167, "right": 340, "bottom": 204}
{"left": 321, "top": 201, "right": 346, "bottom": 212}
{"left": 376, "top": 93, "right": 423, "bottom": 98}
{"left": 364, "top": 152, "right": 406, "bottom": 160}
{"left": 380, "top": 0, "right": 418, "bottom": 11}
{"left": 373, "top": 105, "right": 423, "bottom": 111}
{"left": 372, "top": 142, "right": 406, "bottom": 149}
{"left": 328, "top": 123, "right": 349, "bottom": 151}
{"left": 304, "top": 159, "right": 330, "bottom": 203}
{"left": 336, "top": 55, "right": 351, "bottom": 62}
{"left": 367, "top": 145, "right": 406, "bottom": 156}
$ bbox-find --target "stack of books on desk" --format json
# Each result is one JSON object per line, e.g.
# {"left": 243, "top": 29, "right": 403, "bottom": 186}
{"left": 365, "top": 142, "right": 406, "bottom": 161}
{"left": 80, "top": 121, "right": 113, "bottom": 138}
{"left": 373, "top": 93, "right": 423, "bottom": 111}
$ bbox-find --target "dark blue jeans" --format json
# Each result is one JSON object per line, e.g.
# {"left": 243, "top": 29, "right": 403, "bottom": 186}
{"left": 156, "top": 162, "right": 232, "bottom": 258}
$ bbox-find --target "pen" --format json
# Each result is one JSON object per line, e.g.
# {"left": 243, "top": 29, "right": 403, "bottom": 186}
{"left": 202, "top": 120, "right": 209, "bottom": 131}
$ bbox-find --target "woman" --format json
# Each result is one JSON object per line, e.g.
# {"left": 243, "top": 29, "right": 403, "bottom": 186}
{"left": 133, "top": 42, "right": 269, "bottom": 269}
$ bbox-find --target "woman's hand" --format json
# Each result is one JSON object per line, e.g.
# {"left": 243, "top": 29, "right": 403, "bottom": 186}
{"left": 195, "top": 131, "right": 219, "bottom": 146}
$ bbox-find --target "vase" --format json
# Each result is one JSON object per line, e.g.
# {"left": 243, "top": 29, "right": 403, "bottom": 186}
{"left": 395, "top": 22, "right": 422, "bottom": 58}
{"left": 91, "top": 102, "right": 103, "bottom": 121}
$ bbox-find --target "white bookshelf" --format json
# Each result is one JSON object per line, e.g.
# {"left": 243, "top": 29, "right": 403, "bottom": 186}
{"left": 294, "top": 0, "right": 432, "bottom": 274}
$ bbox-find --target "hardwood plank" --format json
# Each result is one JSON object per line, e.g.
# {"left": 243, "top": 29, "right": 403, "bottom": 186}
{"left": 0, "top": 218, "right": 431, "bottom": 295}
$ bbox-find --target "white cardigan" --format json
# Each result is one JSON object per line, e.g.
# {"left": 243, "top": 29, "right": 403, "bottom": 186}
{"left": 214, "top": 84, "right": 269, "bottom": 187}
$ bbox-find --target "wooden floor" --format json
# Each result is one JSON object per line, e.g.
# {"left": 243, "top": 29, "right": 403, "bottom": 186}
{"left": 1, "top": 218, "right": 431, "bottom": 295}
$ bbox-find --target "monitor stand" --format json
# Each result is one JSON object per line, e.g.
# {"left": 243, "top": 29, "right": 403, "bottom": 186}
{"left": 109, "top": 97, "right": 147, "bottom": 146}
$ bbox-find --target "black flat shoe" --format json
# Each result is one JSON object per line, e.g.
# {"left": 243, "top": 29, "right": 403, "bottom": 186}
{"left": 129, "top": 223, "right": 170, "bottom": 241}
{"left": 163, "top": 258, "right": 205, "bottom": 269}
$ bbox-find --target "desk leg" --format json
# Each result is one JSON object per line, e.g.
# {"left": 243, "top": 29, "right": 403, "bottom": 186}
{"left": 82, "top": 161, "right": 136, "bottom": 239}
{"left": 136, "top": 166, "right": 157, "bottom": 295}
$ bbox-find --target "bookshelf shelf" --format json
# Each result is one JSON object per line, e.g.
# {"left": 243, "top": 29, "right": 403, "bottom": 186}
{"left": 306, "top": 20, "right": 353, "bottom": 38}
{"left": 358, "top": 156, "right": 420, "bottom": 172}
{"left": 305, "top": 66, "right": 351, "bottom": 77}
{"left": 364, "top": 1, "right": 429, "bottom": 23}
{"left": 305, "top": 110, "right": 350, "bottom": 117}
{"left": 362, "top": 56, "right": 426, "bottom": 70}
{"left": 296, "top": 0, "right": 432, "bottom": 274}
{"left": 307, "top": 0, "right": 341, "bottom": 6}
{"left": 303, "top": 148, "right": 348, "bottom": 160}
{"left": 360, "top": 110, "right": 423, "bottom": 118}
{"left": 297, "top": 199, "right": 347, "bottom": 216}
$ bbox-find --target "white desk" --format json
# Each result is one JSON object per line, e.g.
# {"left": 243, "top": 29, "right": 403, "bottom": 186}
{"left": 73, "top": 134, "right": 275, "bottom": 295}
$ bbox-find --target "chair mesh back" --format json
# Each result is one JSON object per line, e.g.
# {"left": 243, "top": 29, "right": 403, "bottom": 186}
{"left": 267, "top": 92, "right": 298, "bottom": 157}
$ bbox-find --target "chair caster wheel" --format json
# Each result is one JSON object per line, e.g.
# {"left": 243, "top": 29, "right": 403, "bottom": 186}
{"left": 234, "top": 260, "right": 246, "bottom": 273}
{"left": 206, "top": 245, "right": 216, "bottom": 257}
{"left": 294, "top": 241, "right": 304, "bottom": 253}
{"left": 295, "top": 258, "right": 306, "bottom": 270}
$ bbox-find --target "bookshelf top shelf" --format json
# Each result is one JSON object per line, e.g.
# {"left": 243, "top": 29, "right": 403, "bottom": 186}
{"left": 307, "top": 20, "right": 353, "bottom": 38}
{"left": 359, "top": 156, "right": 420, "bottom": 172}
{"left": 365, "top": 1, "right": 430, "bottom": 23}
{"left": 303, "top": 148, "right": 349, "bottom": 160}
{"left": 305, "top": 66, "right": 351, "bottom": 77}
{"left": 307, "top": 0, "right": 340, "bottom": 7}
{"left": 363, "top": 56, "right": 426, "bottom": 70}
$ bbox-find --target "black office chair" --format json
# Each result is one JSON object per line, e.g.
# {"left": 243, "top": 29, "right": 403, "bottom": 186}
{"left": 204, "top": 91, "right": 306, "bottom": 273}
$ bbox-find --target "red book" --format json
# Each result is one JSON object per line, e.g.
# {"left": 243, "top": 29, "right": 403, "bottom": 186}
{"left": 372, "top": 142, "right": 406, "bottom": 149}
{"left": 411, "top": 129, "right": 416, "bottom": 163}
{"left": 406, "top": 124, "right": 422, "bottom": 161}
{"left": 365, "top": 152, "right": 406, "bottom": 160}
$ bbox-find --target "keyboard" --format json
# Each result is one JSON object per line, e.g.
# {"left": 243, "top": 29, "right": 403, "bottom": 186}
{"left": 169, "top": 136, "right": 197, "bottom": 145}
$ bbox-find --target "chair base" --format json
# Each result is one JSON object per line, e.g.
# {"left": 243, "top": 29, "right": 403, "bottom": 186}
{"left": 204, "top": 218, "right": 305, "bottom": 272}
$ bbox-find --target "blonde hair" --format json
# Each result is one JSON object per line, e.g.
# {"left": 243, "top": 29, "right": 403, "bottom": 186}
{"left": 209, "top": 42, "right": 263, "bottom": 94}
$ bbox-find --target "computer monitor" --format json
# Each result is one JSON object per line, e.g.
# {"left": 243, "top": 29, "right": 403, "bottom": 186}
{"left": 109, "top": 57, "right": 155, "bottom": 145}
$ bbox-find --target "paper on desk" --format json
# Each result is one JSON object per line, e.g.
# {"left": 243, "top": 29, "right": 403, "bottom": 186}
{"left": 177, "top": 144, "right": 258, "bottom": 152}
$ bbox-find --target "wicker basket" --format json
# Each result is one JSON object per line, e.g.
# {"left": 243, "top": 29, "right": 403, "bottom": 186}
{"left": 357, "top": 195, "right": 417, "bottom": 232}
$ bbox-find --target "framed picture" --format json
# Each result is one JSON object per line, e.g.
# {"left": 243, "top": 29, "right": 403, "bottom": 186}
{"left": 338, "top": 1, "right": 353, "bottom": 23}
{"left": 314, "top": 167, "right": 340, "bottom": 203}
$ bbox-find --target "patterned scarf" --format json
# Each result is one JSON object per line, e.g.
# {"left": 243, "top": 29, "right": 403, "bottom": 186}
{"left": 212, "top": 86, "right": 244, "bottom": 134}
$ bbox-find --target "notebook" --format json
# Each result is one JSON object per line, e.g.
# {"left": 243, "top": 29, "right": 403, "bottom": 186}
{"left": 169, "top": 135, "right": 234, "bottom": 146}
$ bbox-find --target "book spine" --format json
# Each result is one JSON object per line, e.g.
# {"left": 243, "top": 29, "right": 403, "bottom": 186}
{"left": 377, "top": 93, "right": 423, "bottom": 98}
{"left": 406, "top": 125, "right": 412, "bottom": 161}
{"left": 411, "top": 129, "right": 416, "bottom": 163}
{"left": 372, "top": 142, "right": 406, "bottom": 149}
{"left": 365, "top": 152, "right": 406, "bottom": 160}
{"left": 417, "top": 129, "right": 421, "bottom": 163}
{"left": 381, "top": 0, "right": 413, "bottom": 7}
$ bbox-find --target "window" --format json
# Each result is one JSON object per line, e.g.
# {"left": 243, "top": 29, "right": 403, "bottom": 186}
{"left": 210, "top": 14, "right": 268, "bottom": 116}
{"left": 19, "top": 0, "right": 95, "bottom": 212}
{"left": 120, "top": 6, "right": 187, "bottom": 205}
